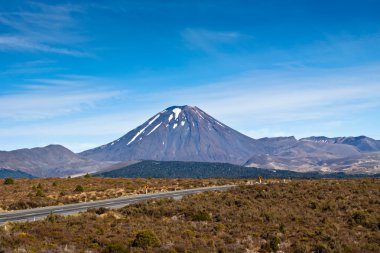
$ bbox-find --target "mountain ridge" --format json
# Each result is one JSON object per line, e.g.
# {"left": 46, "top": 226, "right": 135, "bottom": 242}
{"left": 81, "top": 105, "right": 380, "bottom": 174}
{"left": 300, "top": 136, "right": 380, "bottom": 152}
{"left": 1, "top": 105, "right": 380, "bottom": 177}
{"left": 0, "top": 145, "right": 112, "bottom": 177}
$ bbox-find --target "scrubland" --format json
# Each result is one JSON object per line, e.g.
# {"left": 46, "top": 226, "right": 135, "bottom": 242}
{"left": 0, "top": 179, "right": 379, "bottom": 252}
{"left": 0, "top": 177, "right": 237, "bottom": 211}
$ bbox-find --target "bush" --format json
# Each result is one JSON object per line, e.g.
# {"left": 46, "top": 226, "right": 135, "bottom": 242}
{"left": 36, "top": 189, "right": 45, "bottom": 197}
{"left": 351, "top": 211, "right": 367, "bottom": 226}
{"left": 270, "top": 236, "right": 281, "bottom": 252}
{"left": 84, "top": 173, "right": 92, "bottom": 178}
{"left": 132, "top": 230, "right": 160, "bottom": 248}
{"left": 88, "top": 207, "right": 109, "bottom": 215}
{"left": 192, "top": 210, "right": 211, "bottom": 221}
{"left": 3, "top": 178, "right": 14, "bottom": 185}
{"left": 74, "top": 185, "right": 84, "bottom": 193}
{"left": 102, "top": 243, "right": 130, "bottom": 253}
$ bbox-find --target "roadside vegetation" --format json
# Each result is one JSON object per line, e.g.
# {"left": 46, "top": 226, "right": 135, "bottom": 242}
{"left": 0, "top": 179, "right": 379, "bottom": 252}
{"left": 0, "top": 177, "right": 237, "bottom": 211}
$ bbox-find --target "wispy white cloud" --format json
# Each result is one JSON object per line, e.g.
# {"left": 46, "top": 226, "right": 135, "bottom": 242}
{"left": 138, "top": 64, "right": 380, "bottom": 134}
{"left": 0, "top": 2, "right": 90, "bottom": 56}
{"left": 0, "top": 36, "right": 90, "bottom": 56}
{"left": 0, "top": 77, "right": 121, "bottom": 121}
{"left": 181, "top": 28, "right": 247, "bottom": 55}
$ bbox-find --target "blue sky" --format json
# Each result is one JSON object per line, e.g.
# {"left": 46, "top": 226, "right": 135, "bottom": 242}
{"left": 1, "top": 0, "right": 380, "bottom": 152}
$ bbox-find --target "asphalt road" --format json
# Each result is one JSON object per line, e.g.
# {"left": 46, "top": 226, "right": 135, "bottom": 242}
{"left": 0, "top": 185, "right": 235, "bottom": 223}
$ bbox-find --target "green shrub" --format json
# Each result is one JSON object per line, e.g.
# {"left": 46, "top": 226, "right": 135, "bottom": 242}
{"left": 3, "top": 178, "right": 14, "bottom": 185}
{"left": 36, "top": 189, "right": 45, "bottom": 197}
{"left": 192, "top": 210, "right": 211, "bottom": 221}
{"left": 102, "top": 243, "right": 130, "bottom": 253}
{"left": 270, "top": 236, "right": 281, "bottom": 252}
{"left": 74, "top": 185, "right": 84, "bottom": 193}
{"left": 84, "top": 173, "right": 92, "bottom": 178}
{"left": 132, "top": 230, "right": 160, "bottom": 248}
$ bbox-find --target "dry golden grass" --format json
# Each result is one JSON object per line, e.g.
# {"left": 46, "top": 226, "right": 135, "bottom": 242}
{"left": 0, "top": 179, "right": 379, "bottom": 253}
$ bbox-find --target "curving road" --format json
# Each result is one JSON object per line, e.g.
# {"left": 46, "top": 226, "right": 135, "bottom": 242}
{"left": 0, "top": 185, "right": 235, "bottom": 223}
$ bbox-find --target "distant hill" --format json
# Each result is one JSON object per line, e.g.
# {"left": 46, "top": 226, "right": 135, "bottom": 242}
{"left": 300, "top": 136, "right": 380, "bottom": 152}
{"left": 0, "top": 169, "right": 34, "bottom": 178}
{"left": 95, "top": 160, "right": 379, "bottom": 179}
{"left": 0, "top": 145, "right": 111, "bottom": 177}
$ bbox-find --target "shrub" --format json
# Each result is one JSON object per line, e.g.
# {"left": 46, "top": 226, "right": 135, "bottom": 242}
{"left": 270, "top": 236, "right": 281, "bottom": 252}
{"left": 132, "top": 230, "right": 160, "bottom": 248}
{"left": 3, "top": 178, "right": 14, "bottom": 185}
{"left": 191, "top": 210, "right": 211, "bottom": 221}
{"left": 46, "top": 214, "right": 61, "bottom": 223}
{"left": 36, "top": 189, "right": 45, "bottom": 197}
{"left": 88, "top": 207, "right": 109, "bottom": 215}
{"left": 351, "top": 211, "right": 367, "bottom": 226}
{"left": 102, "top": 243, "right": 130, "bottom": 253}
{"left": 84, "top": 173, "right": 92, "bottom": 178}
{"left": 74, "top": 185, "right": 84, "bottom": 193}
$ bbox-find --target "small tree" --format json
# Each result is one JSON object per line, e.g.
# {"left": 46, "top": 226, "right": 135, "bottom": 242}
{"left": 3, "top": 178, "right": 14, "bottom": 185}
{"left": 132, "top": 230, "right": 160, "bottom": 248}
{"left": 74, "top": 185, "right": 84, "bottom": 193}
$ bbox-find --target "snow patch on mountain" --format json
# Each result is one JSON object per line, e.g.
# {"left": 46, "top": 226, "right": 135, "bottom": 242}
{"left": 149, "top": 114, "right": 160, "bottom": 125}
{"left": 128, "top": 114, "right": 160, "bottom": 145}
{"left": 215, "top": 121, "right": 225, "bottom": 128}
{"left": 196, "top": 110, "right": 204, "bottom": 119}
{"left": 173, "top": 108, "right": 181, "bottom": 120}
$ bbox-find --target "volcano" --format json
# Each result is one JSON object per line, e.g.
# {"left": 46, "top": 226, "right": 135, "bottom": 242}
{"left": 80, "top": 105, "right": 261, "bottom": 165}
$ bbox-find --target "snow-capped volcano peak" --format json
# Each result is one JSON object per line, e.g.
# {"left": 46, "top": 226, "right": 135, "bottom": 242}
{"left": 81, "top": 105, "right": 258, "bottom": 164}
